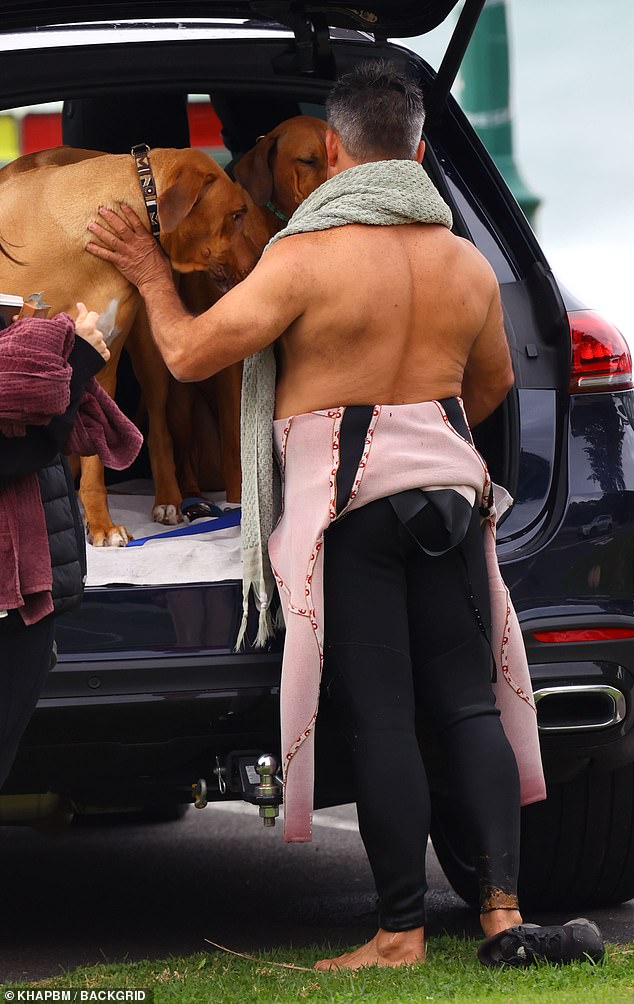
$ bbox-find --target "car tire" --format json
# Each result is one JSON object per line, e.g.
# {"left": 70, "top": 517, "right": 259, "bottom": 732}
{"left": 430, "top": 763, "right": 634, "bottom": 910}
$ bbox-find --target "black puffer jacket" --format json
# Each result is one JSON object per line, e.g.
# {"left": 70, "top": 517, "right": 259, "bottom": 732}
{"left": 37, "top": 456, "right": 87, "bottom": 615}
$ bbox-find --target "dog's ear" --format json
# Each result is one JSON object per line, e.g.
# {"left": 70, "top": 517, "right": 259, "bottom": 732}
{"left": 233, "top": 134, "right": 276, "bottom": 206}
{"left": 158, "top": 167, "right": 216, "bottom": 233}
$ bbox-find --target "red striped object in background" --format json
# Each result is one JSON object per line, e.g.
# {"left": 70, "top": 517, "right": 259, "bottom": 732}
{"left": 21, "top": 113, "right": 62, "bottom": 153}
{"left": 20, "top": 101, "right": 224, "bottom": 155}
{"left": 187, "top": 102, "right": 223, "bottom": 148}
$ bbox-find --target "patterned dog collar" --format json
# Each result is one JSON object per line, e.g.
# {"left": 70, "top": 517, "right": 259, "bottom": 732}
{"left": 131, "top": 143, "right": 160, "bottom": 239}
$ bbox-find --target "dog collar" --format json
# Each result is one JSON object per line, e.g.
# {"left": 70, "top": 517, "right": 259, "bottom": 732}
{"left": 265, "top": 200, "right": 290, "bottom": 224}
{"left": 131, "top": 143, "right": 160, "bottom": 239}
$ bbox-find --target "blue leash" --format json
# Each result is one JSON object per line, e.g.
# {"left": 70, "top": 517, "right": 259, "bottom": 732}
{"left": 126, "top": 508, "right": 241, "bottom": 547}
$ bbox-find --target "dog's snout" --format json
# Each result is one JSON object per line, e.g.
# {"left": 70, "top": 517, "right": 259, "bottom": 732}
{"left": 207, "top": 262, "right": 236, "bottom": 293}
{"left": 209, "top": 263, "right": 230, "bottom": 282}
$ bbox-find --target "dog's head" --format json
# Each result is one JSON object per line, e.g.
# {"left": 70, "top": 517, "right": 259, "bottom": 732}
{"left": 158, "top": 149, "right": 260, "bottom": 291}
{"left": 234, "top": 116, "right": 328, "bottom": 220}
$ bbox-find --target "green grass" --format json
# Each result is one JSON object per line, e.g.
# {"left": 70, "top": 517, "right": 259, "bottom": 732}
{"left": 11, "top": 938, "right": 634, "bottom": 1004}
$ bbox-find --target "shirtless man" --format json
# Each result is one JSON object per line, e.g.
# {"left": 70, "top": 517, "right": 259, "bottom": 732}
{"left": 86, "top": 63, "right": 526, "bottom": 969}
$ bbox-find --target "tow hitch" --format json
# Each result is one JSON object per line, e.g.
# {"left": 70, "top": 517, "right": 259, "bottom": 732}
{"left": 192, "top": 751, "right": 283, "bottom": 827}
{"left": 254, "top": 754, "right": 280, "bottom": 827}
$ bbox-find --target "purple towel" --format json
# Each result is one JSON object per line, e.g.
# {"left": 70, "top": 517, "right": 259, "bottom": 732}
{"left": 0, "top": 313, "right": 142, "bottom": 623}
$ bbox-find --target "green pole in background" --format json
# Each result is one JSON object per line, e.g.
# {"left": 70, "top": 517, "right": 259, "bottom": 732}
{"left": 459, "top": 0, "right": 540, "bottom": 226}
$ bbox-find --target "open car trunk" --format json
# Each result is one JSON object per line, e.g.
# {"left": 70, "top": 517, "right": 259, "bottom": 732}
{"left": 64, "top": 68, "right": 548, "bottom": 594}
{"left": 0, "top": 1, "right": 464, "bottom": 36}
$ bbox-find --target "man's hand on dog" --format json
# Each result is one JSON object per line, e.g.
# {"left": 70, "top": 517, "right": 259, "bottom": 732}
{"left": 86, "top": 205, "right": 172, "bottom": 293}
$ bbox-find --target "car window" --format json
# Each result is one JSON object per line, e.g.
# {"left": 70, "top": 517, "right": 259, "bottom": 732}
{"left": 2, "top": 100, "right": 64, "bottom": 161}
{"left": 444, "top": 174, "right": 516, "bottom": 283}
{"left": 299, "top": 102, "right": 326, "bottom": 120}
{"left": 1, "top": 95, "right": 232, "bottom": 167}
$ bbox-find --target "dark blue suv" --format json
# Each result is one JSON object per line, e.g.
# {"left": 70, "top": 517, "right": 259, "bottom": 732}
{"left": 1, "top": 0, "right": 633, "bottom": 912}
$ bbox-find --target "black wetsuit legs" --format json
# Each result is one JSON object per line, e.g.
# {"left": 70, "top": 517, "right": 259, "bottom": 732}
{"left": 322, "top": 497, "right": 521, "bottom": 931}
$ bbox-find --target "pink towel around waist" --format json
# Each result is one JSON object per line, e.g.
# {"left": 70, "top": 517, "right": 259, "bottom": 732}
{"left": 0, "top": 313, "right": 142, "bottom": 623}
{"left": 267, "top": 399, "right": 546, "bottom": 843}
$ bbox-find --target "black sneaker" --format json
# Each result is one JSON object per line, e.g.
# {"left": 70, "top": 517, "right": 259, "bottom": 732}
{"left": 477, "top": 918, "right": 605, "bottom": 967}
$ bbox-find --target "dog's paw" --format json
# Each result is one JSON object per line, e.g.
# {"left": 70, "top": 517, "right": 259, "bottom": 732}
{"left": 152, "top": 503, "right": 184, "bottom": 526}
{"left": 88, "top": 524, "right": 133, "bottom": 547}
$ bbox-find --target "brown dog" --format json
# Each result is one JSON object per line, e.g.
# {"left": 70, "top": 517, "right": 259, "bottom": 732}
{"left": 0, "top": 147, "right": 260, "bottom": 544}
{"left": 234, "top": 115, "right": 328, "bottom": 222}
{"left": 171, "top": 116, "right": 329, "bottom": 502}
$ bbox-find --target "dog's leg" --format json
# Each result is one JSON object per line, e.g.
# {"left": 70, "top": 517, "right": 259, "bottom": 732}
{"left": 168, "top": 378, "right": 203, "bottom": 498}
{"left": 126, "top": 309, "right": 183, "bottom": 525}
{"left": 80, "top": 345, "right": 133, "bottom": 548}
{"left": 80, "top": 453, "right": 134, "bottom": 547}
{"left": 175, "top": 272, "right": 227, "bottom": 499}
{"left": 204, "top": 362, "right": 243, "bottom": 504}
{"left": 191, "top": 386, "right": 225, "bottom": 493}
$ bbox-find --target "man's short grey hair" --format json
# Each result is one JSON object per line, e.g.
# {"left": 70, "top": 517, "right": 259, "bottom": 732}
{"left": 326, "top": 60, "right": 426, "bottom": 161}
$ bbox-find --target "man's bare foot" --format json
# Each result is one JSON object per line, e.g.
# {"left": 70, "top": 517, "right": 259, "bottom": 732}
{"left": 480, "top": 909, "right": 523, "bottom": 939}
{"left": 314, "top": 928, "right": 425, "bottom": 971}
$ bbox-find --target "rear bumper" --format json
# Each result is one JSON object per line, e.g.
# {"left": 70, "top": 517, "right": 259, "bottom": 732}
{"left": 10, "top": 615, "right": 634, "bottom": 798}
{"left": 3, "top": 651, "right": 283, "bottom": 802}
{"left": 522, "top": 612, "right": 634, "bottom": 779}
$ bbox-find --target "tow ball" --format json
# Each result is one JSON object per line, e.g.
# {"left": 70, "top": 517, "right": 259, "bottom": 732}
{"left": 253, "top": 754, "right": 281, "bottom": 827}
{"left": 192, "top": 751, "right": 283, "bottom": 827}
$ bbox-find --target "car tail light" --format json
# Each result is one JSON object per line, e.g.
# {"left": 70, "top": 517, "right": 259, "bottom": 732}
{"left": 533, "top": 628, "right": 634, "bottom": 643}
{"left": 568, "top": 310, "right": 633, "bottom": 393}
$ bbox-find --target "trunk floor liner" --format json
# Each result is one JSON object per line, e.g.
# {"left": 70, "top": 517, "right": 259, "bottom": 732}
{"left": 84, "top": 480, "right": 242, "bottom": 587}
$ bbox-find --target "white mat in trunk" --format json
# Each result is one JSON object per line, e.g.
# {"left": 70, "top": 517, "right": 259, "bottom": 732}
{"left": 85, "top": 483, "right": 242, "bottom": 587}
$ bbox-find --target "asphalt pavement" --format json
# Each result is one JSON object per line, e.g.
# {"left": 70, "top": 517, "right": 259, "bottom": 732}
{"left": 1, "top": 802, "right": 633, "bottom": 983}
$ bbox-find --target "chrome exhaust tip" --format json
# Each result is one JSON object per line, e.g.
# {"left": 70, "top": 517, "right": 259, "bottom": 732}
{"left": 534, "top": 684, "right": 626, "bottom": 732}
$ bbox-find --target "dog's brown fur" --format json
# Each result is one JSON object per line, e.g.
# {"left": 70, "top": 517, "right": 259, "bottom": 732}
{"left": 0, "top": 145, "right": 106, "bottom": 180}
{"left": 0, "top": 146, "right": 260, "bottom": 544}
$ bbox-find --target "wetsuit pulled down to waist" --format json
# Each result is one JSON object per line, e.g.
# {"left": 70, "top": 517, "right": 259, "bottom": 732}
{"left": 268, "top": 398, "right": 545, "bottom": 846}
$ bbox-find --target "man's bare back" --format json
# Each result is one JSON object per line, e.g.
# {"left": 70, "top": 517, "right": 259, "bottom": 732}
{"left": 273, "top": 222, "right": 512, "bottom": 424}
